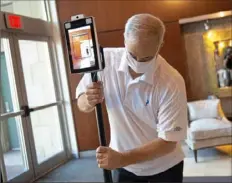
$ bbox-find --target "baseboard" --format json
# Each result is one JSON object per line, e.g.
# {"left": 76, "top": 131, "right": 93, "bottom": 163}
{"left": 184, "top": 176, "right": 232, "bottom": 182}
{"left": 12, "top": 148, "right": 20, "bottom": 151}
{"left": 79, "top": 150, "right": 95, "bottom": 158}
{"left": 71, "top": 153, "right": 79, "bottom": 159}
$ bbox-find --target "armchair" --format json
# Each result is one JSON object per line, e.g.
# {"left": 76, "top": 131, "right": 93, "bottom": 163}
{"left": 186, "top": 99, "right": 232, "bottom": 162}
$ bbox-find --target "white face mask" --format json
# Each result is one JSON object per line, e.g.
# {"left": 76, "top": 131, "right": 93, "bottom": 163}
{"left": 126, "top": 51, "right": 156, "bottom": 73}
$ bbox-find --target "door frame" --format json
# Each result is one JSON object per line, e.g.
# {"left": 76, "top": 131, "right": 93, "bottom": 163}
{"left": 1, "top": 2, "right": 78, "bottom": 180}
{"left": 0, "top": 31, "right": 35, "bottom": 182}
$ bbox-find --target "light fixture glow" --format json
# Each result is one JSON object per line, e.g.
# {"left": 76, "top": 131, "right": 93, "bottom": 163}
{"left": 219, "top": 42, "right": 225, "bottom": 48}
{"left": 219, "top": 12, "right": 225, "bottom": 17}
{"left": 207, "top": 31, "right": 213, "bottom": 39}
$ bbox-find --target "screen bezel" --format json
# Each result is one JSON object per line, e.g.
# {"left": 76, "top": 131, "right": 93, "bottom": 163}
{"left": 64, "top": 17, "right": 100, "bottom": 73}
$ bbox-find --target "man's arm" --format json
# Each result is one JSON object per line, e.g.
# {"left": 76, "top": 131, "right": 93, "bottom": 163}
{"left": 76, "top": 72, "right": 104, "bottom": 113}
{"left": 121, "top": 138, "right": 176, "bottom": 166}
{"left": 96, "top": 138, "right": 176, "bottom": 169}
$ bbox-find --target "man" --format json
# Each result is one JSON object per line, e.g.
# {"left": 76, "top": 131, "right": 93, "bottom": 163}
{"left": 217, "top": 46, "right": 232, "bottom": 87}
{"left": 76, "top": 14, "right": 188, "bottom": 182}
{"left": 223, "top": 46, "right": 232, "bottom": 86}
{"left": 223, "top": 46, "right": 232, "bottom": 70}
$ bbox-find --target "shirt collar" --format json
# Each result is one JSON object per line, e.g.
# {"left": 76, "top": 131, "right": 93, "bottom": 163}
{"left": 118, "top": 51, "right": 161, "bottom": 85}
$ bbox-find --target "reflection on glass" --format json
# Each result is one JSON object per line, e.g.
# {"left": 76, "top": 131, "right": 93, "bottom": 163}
{"left": 68, "top": 26, "right": 95, "bottom": 69}
{"left": 0, "top": 0, "right": 47, "bottom": 21}
{"left": 30, "top": 106, "right": 63, "bottom": 163}
{"left": 19, "top": 40, "right": 56, "bottom": 106}
{"left": 0, "top": 38, "right": 19, "bottom": 114}
{"left": 1, "top": 39, "right": 28, "bottom": 181}
{"left": 0, "top": 117, "right": 28, "bottom": 181}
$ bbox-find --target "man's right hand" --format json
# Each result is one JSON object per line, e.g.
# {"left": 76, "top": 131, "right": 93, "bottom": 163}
{"left": 77, "top": 81, "right": 104, "bottom": 113}
{"left": 85, "top": 81, "right": 104, "bottom": 108}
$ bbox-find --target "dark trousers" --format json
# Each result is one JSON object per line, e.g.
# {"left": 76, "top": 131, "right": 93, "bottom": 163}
{"left": 113, "top": 161, "right": 184, "bottom": 183}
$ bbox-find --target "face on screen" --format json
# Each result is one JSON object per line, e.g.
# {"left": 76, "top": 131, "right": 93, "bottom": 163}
{"left": 68, "top": 26, "right": 95, "bottom": 69}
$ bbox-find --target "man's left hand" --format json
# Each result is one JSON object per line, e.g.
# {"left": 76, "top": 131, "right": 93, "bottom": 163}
{"left": 96, "top": 146, "right": 126, "bottom": 170}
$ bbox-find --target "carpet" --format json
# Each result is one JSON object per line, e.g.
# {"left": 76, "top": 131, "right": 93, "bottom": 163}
{"left": 38, "top": 147, "right": 232, "bottom": 182}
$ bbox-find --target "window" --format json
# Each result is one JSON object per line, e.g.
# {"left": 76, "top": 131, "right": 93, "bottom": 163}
{"left": 0, "top": 0, "right": 47, "bottom": 21}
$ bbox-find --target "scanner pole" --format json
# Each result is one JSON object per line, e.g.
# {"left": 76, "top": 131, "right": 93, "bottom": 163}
{"left": 91, "top": 72, "right": 113, "bottom": 183}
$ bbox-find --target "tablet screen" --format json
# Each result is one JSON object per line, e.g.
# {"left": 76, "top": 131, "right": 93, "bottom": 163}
{"left": 68, "top": 25, "right": 95, "bottom": 70}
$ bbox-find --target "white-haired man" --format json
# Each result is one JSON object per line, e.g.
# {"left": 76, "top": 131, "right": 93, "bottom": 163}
{"left": 76, "top": 14, "right": 188, "bottom": 182}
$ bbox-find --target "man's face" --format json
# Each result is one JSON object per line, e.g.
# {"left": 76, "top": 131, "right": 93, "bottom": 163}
{"left": 125, "top": 38, "right": 161, "bottom": 62}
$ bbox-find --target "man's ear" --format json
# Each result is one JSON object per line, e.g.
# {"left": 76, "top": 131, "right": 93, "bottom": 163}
{"left": 124, "top": 40, "right": 127, "bottom": 47}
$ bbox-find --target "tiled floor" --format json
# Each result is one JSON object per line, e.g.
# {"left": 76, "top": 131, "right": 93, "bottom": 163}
{"left": 182, "top": 144, "right": 232, "bottom": 176}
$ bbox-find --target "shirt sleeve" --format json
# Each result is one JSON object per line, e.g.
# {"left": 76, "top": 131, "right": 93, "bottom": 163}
{"left": 76, "top": 73, "right": 92, "bottom": 99}
{"left": 157, "top": 82, "right": 188, "bottom": 142}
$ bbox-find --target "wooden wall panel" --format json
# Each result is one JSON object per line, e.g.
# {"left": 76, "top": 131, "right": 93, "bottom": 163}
{"left": 58, "top": 0, "right": 232, "bottom": 32}
{"left": 98, "top": 30, "right": 124, "bottom": 47}
{"left": 57, "top": 0, "right": 231, "bottom": 151}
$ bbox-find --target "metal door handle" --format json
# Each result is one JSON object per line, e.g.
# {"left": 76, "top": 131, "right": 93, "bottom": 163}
{"left": 20, "top": 105, "right": 34, "bottom": 117}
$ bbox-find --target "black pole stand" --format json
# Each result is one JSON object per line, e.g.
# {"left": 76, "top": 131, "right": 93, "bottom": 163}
{"left": 91, "top": 72, "right": 113, "bottom": 183}
{"left": 90, "top": 47, "right": 113, "bottom": 183}
{"left": 0, "top": 170, "right": 3, "bottom": 183}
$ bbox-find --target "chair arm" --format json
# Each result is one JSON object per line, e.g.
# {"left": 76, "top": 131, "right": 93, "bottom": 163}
{"left": 222, "top": 116, "right": 232, "bottom": 123}
{"left": 218, "top": 102, "right": 226, "bottom": 119}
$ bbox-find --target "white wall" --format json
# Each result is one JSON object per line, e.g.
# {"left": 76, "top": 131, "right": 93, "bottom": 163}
{"left": 0, "top": 1, "right": 13, "bottom": 12}
{"left": 1, "top": 0, "right": 46, "bottom": 20}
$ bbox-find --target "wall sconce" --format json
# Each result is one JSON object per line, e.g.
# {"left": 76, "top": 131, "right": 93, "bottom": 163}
{"left": 207, "top": 31, "right": 214, "bottom": 39}
{"left": 204, "top": 20, "right": 210, "bottom": 30}
{"left": 219, "top": 42, "right": 225, "bottom": 49}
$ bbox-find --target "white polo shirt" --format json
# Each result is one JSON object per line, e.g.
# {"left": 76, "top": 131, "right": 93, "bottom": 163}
{"left": 76, "top": 48, "right": 188, "bottom": 176}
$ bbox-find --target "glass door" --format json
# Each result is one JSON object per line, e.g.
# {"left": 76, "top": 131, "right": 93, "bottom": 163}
{"left": 0, "top": 32, "right": 68, "bottom": 182}
{"left": 1, "top": 1, "right": 74, "bottom": 181}
{"left": 13, "top": 34, "right": 67, "bottom": 177}
{"left": 0, "top": 32, "right": 34, "bottom": 182}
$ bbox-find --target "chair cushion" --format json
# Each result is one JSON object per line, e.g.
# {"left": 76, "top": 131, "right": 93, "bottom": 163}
{"left": 185, "top": 136, "right": 232, "bottom": 150}
{"left": 188, "top": 118, "right": 232, "bottom": 140}
{"left": 187, "top": 99, "right": 220, "bottom": 121}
